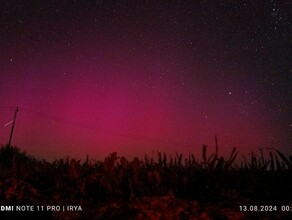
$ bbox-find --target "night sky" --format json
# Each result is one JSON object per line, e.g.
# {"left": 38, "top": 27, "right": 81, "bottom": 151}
{"left": 0, "top": 1, "right": 291, "bottom": 160}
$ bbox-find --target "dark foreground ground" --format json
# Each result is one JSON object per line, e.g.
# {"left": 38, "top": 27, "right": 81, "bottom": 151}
{"left": 0, "top": 145, "right": 292, "bottom": 219}
{"left": 1, "top": 193, "right": 292, "bottom": 219}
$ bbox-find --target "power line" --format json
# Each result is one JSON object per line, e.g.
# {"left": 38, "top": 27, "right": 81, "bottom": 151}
{"left": 20, "top": 107, "right": 199, "bottom": 148}
{"left": 0, "top": 106, "right": 17, "bottom": 111}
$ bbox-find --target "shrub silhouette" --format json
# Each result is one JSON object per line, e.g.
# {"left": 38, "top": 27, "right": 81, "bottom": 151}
{"left": 0, "top": 145, "right": 32, "bottom": 168}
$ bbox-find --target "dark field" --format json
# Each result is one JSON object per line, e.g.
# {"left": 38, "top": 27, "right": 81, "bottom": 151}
{"left": 0, "top": 145, "right": 292, "bottom": 219}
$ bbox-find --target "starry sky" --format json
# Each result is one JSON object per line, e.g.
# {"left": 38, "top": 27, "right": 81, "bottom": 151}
{"left": 0, "top": 1, "right": 291, "bottom": 160}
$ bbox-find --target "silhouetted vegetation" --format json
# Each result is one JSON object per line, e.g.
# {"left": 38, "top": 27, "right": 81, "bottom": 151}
{"left": 0, "top": 144, "right": 291, "bottom": 219}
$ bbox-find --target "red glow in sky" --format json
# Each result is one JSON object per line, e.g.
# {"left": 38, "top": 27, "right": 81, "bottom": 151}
{"left": 0, "top": 1, "right": 290, "bottom": 160}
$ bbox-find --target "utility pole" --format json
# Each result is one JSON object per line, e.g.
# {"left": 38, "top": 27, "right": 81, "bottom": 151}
{"left": 8, "top": 107, "right": 18, "bottom": 147}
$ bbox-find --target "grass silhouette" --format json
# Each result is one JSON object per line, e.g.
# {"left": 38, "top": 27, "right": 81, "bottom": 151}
{"left": 0, "top": 144, "right": 291, "bottom": 219}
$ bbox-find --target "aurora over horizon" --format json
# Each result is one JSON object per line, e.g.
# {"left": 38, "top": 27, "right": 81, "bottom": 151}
{"left": 0, "top": 1, "right": 291, "bottom": 161}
